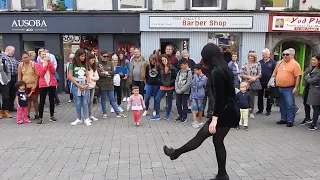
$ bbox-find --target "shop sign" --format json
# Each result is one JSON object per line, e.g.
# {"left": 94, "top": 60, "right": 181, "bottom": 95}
{"left": 149, "top": 16, "right": 253, "bottom": 29}
{"left": 270, "top": 15, "right": 320, "bottom": 32}
{"left": 11, "top": 19, "right": 48, "bottom": 32}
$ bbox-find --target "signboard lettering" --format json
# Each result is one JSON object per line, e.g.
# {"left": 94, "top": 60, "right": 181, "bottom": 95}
{"left": 270, "top": 15, "right": 320, "bottom": 32}
{"left": 12, "top": 20, "right": 47, "bottom": 28}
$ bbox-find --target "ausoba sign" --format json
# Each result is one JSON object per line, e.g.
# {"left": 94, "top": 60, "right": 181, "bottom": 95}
{"left": 149, "top": 16, "right": 253, "bottom": 29}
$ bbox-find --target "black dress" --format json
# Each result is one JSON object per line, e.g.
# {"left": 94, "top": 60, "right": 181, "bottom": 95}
{"left": 210, "top": 68, "right": 240, "bottom": 127}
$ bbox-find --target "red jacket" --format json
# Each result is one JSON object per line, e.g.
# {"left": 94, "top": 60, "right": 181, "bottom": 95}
{"left": 35, "top": 61, "right": 58, "bottom": 88}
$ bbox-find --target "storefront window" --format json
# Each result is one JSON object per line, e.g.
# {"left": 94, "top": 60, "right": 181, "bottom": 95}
{"left": 46, "top": 0, "right": 73, "bottom": 10}
{"left": 119, "top": 0, "right": 147, "bottom": 9}
{"left": 261, "top": 0, "right": 290, "bottom": 10}
{"left": 208, "top": 33, "right": 240, "bottom": 61}
{"left": 191, "top": 0, "right": 219, "bottom": 9}
{"left": 21, "top": 0, "right": 37, "bottom": 9}
{"left": 63, "top": 35, "right": 98, "bottom": 63}
{"left": 57, "top": 0, "right": 73, "bottom": 9}
{"left": 0, "top": 0, "right": 7, "bottom": 9}
{"left": 114, "top": 34, "right": 140, "bottom": 59}
{"left": 160, "top": 39, "right": 189, "bottom": 56}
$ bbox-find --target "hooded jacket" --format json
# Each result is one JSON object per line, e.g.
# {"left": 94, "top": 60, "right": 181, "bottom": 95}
{"left": 190, "top": 74, "right": 208, "bottom": 100}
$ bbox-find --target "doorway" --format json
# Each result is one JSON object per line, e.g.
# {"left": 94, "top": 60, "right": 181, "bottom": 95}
{"left": 278, "top": 41, "right": 312, "bottom": 94}
{"left": 160, "top": 39, "right": 189, "bottom": 56}
{"left": 23, "top": 41, "right": 45, "bottom": 54}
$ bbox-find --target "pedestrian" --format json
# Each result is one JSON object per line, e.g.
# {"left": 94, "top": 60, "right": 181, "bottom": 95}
{"left": 35, "top": 50, "right": 58, "bottom": 124}
{"left": 200, "top": 58, "right": 214, "bottom": 118}
{"left": 129, "top": 48, "right": 147, "bottom": 97}
{"left": 97, "top": 50, "right": 126, "bottom": 119}
{"left": 300, "top": 64, "right": 312, "bottom": 125}
{"left": 142, "top": 54, "right": 161, "bottom": 117}
{"left": 304, "top": 55, "right": 320, "bottom": 130}
{"left": 150, "top": 54, "right": 177, "bottom": 121}
{"left": 163, "top": 43, "right": 240, "bottom": 180}
{"left": 18, "top": 51, "right": 39, "bottom": 120}
{"left": 69, "top": 49, "right": 91, "bottom": 126}
{"left": 175, "top": 58, "right": 192, "bottom": 123}
{"left": 127, "top": 85, "right": 146, "bottom": 126}
{"left": 236, "top": 82, "right": 252, "bottom": 131}
{"left": 15, "top": 81, "right": 34, "bottom": 124}
{"left": 118, "top": 51, "right": 130, "bottom": 102}
{"left": 227, "top": 52, "right": 241, "bottom": 88}
{"left": 65, "top": 53, "right": 74, "bottom": 103}
{"left": 86, "top": 53, "right": 99, "bottom": 122}
{"left": 111, "top": 54, "right": 125, "bottom": 113}
{"left": 190, "top": 64, "right": 207, "bottom": 128}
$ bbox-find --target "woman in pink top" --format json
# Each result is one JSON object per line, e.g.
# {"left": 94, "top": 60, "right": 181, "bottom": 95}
{"left": 35, "top": 50, "right": 58, "bottom": 125}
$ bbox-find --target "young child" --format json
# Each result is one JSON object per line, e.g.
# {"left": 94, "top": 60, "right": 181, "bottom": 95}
{"left": 15, "top": 81, "right": 34, "bottom": 124}
{"left": 190, "top": 64, "right": 207, "bottom": 128}
{"left": 127, "top": 86, "right": 146, "bottom": 126}
{"left": 236, "top": 82, "right": 252, "bottom": 131}
{"left": 175, "top": 59, "right": 192, "bottom": 123}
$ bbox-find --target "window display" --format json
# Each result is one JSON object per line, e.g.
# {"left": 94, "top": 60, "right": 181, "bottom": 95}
{"left": 208, "top": 33, "right": 240, "bottom": 62}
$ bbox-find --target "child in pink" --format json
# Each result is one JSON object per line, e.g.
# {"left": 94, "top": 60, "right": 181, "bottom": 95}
{"left": 15, "top": 81, "right": 34, "bottom": 124}
{"left": 127, "top": 85, "right": 146, "bottom": 126}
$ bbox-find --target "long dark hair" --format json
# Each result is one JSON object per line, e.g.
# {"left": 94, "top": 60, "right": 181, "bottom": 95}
{"left": 201, "top": 43, "right": 233, "bottom": 81}
{"left": 73, "top": 49, "right": 86, "bottom": 67}
{"left": 160, "top": 54, "right": 170, "bottom": 68}
{"left": 149, "top": 54, "right": 158, "bottom": 72}
{"left": 118, "top": 51, "right": 126, "bottom": 66}
{"left": 86, "top": 53, "right": 97, "bottom": 72}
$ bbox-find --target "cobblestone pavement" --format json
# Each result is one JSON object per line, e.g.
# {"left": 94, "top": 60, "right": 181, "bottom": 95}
{"left": 0, "top": 94, "right": 319, "bottom": 180}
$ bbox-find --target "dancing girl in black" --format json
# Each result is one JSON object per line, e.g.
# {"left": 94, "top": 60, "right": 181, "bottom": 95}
{"left": 163, "top": 43, "right": 240, "bottom": 180}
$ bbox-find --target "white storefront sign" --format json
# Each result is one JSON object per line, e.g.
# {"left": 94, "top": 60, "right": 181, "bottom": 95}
{"left": 271, "top": 16, "right": 320, "bottom": 32}
{"left": 149, "top": 16, "right": 253, "bottom": 29}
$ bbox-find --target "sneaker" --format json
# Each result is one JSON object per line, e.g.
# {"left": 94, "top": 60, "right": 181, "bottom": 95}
{"left": 236, "top": 126, "right": 241, "bottom": 130}
{"left": 84, "top": 119, "right": 92, "bottom": 126}
{"left": 249, "top": 114, "right": 255, "bottom": 119}
{"left": 136, "top": 121, "right": 140, "bottom": 126}
{"left": 111, "top": 108, "right": 115, "bottom": 113}
{"left": 295, "top": 107, "right": 300, "bottom": 114}
{"left": 164, "top": 114, "right": 170, "bottom": 121}
{"left": 102, "top": 114, "right": 108, "bottom": 119}
{"left": 126, "top": 97, "right": 130, "bottom": 102}
{"left": 197, "top": 121, "right": 204, "bottom": 126}
{"left": 116, "top": 114, "right": 127, "bottom": 118}
{"left": 266, "top": 111, "right": 271, "bottom": 116}
{"left": 286, "top": 122, "right": 294, "bottom": 127}
{"left": 142, "top": 110, "right": 148, "bottom": 116}
{"left": 192, "top": 121, "right": 199, "bottom": 128}
{"left": 17, "top": 121, "right": 23, "bottom": 124}
{"left": 256, "top": 111, "right": 263, "bottom": 115}
{"left": 50, "top": 116, "right": 57, "bottom": 122}
{"left": 34, "top": 115, "right": 40, "bottom": 120}
{"left": 71, "top": 119, "right": 83, "bottom": 125}
{"left": 175, "top": 117, "right": 181, "bottom": 122}
{"left": 122, "top": 97, "right": 127, "bottom": 102}
{"left": 118, "top": 107, "right": 124, "bottom": 112}
{"left": 244, "top": 126, "right": 249, "bottom": 131}
{"left": 276, "top": 120, "right": 287, "bottom": 125}
{"left": 300, "top": 118, "right": 312, "bottom": 125}
{"left": 37, "top": 118, "right": 43, "bottom": 125}
{"left": 24, "top": 120, "right": 32, "bottom": 123}
{"left": 133, "top": 122, "right": 137, "bottom": 126}
{"left": 90, "top": 116, "right": 98, "bottom": 121}
{"left": 179, "top": 118, "right": 187, "bottom": 123}
{"left": 309, "top": 124, "right": 317, "bottom": 131}
{"left": 149, "top": 115, "right": 160, "bottom": 121}
{"left": 152, "top": 111, "right": 156, "bottom": 116}
{"left": 68, "top": 100, "right": 73, "bottom": 103}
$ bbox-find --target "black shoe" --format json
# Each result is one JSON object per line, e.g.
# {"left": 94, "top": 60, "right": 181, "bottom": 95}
{"left": 309, "top": 124, "right": 317, "bottom": 131}
{"left": 163, "top": 145, "right": 179, "bottom": 160}
{"left": 37, "top": 119, "right": 43, "bottom": 125}
{"left": 175, "top": 117, "right": 181, "bottom": 122}
{"left": 286, "top": 122, "right": 294, "bottom": 127}
{"left": 266, "top": 112, "right": 271, "bottom": 116}
{"left": 34, "top": 115, "right": 40, "bottom": 120}
{"left": 179, "top": 118, "right": 187, "bottom": 123}
{"left": 276, "top": 120, "right": 287, "bottom": 125}
{"left": 188, "top": 109, "right": 192, "bottom": 113}
{"left": 93, "top": 98, "right": 97, "bottom": 104}
{"left": 50, "top": 116, "right": 57, "bottom": 122}
{"left": 300, "top": 118, "right": 312, "bottom": 125}
{"left": 256, "top": 111, "right": 263, "bottom": 115}
{"left": 210, "top": 174, "right": 229, "bottom": 180}
{"left": 28, "top": 115, "right": 31, "bottom": 119}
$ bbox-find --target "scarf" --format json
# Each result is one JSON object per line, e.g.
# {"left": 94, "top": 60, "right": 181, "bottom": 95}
{"left": 41, "top": 59, "right": 51, "bottom": 86}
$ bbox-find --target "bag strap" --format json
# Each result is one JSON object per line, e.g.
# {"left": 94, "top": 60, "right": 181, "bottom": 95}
{"left": 274, "top": 60, "right": 283, "bottom": 76}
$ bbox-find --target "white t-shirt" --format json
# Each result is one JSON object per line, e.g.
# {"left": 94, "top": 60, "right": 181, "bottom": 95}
{"left": 113, "top": 67, "right": 121, "bottom": 86}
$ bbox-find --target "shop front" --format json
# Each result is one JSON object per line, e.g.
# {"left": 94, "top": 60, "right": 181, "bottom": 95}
{"left": 0, "top": 12, "right": 140, "bottom": 91}
{"left": 266, "top": 13, "right": 320, "bottom": 94}
{"left": 140, "top": 12, "right": 269, "bottom": 65}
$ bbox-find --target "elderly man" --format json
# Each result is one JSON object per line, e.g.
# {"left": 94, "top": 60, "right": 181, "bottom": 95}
{"left": 158, "top": 45, "right": 178, "bottom": 68}
{"left": 1, "top": 46, "right": 19, "bottom": 112}
{"left": 257, "top": 48, "right": 276, "bottom": 116}
{"left": 271, "top": 48, "right": 302, "bottom": 127}
{"left": 129, "top": 48, "right": 147, "bottom": 97}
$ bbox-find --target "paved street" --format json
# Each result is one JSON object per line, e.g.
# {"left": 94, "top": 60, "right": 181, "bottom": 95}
{"left": 0, "top": 94, "right": 319, "bottom": 180}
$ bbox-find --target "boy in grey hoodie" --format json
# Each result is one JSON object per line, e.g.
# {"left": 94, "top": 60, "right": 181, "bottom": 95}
{"left": 175, "top": 59, "right": 192, "bottom": 123}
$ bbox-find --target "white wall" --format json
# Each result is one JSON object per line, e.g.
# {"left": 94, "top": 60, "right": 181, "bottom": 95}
{"left": 77, "top": 0, "right": 112, "bottom": 10}
{"left": 227, "top": 0, "right": 256, "bottom": 10}
{"left": 153, "top": 0, "right": 185, "bottom": 10}
{"left": 300, "top": 0, "right": 320, "bottom": 10}
{"left": 11, "top": 0, "right": 22, "bottom": 10}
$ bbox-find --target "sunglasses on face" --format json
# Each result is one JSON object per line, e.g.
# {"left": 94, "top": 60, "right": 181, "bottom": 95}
{"left": 282, "top": 54, "right": 290, "bottom": 56}
{"left": 102, "top": 56, "right": 108, "bottom": 58}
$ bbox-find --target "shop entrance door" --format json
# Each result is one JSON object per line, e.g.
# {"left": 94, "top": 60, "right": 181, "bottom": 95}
{"left": 160, "top": 39, "right": 189, "bottom": 56}
{"left": 278, "top": 41, "right": 312, "bottom": 94}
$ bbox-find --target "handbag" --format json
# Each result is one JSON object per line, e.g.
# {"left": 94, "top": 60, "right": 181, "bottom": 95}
{"left": 250, "top": 81, "right": 262, "bottom": 90}
{"left": 64, "top": 84, "right": 70, "bottom": 94}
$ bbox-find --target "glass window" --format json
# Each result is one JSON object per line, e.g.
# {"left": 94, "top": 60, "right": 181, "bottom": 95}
{"left": 119, "top": 0, "right": 147, "bottom": 9}
{"left": 261, "top": 0, "right": 289, "bottom": 8}
{"left": 0, "top": 0, "right": 7, "bottom": 9}
{"left": 57, "top": 0, "right": 73, "bottom": 9}
{"left": 21, "top": 0, "right": 37, "bottom": 9}
{"left": 208, "top": 33, "right": 240, "bottom": 62}
{"left": 191, "top": 0, "right": 219, "bottom": 7}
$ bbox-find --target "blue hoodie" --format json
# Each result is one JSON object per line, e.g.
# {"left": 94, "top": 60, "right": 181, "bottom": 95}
{"left": 190, "top": 73, "right": 208, "bottom": 100}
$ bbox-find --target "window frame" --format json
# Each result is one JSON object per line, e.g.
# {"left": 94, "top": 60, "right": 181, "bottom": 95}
{"left": 260, "top": 0, "right": 292, "bottom": 11}
{"left": 118, "top": 0, "right": 148, "bottom": 11}
{"left": 21, "top": 0, "right": 38, "bottom": 10}
{"left": 190, "top": 0, "right": 221, "bottom": 10}
{"left": 0, "top": 0, "right": 8, "bottom": 10}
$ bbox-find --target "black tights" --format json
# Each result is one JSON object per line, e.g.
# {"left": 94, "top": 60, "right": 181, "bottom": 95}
{"left": 175, "top": 121, "right": 230, "bottom": 176}
{"left": 39, "top": 86, "right": 56, "bottom": 118}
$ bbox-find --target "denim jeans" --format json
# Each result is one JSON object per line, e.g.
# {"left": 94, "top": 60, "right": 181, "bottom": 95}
{"left": 278, "top": 87, "right": 296, "bottom": 123}
{"left": 154, "top": 89, "right": 174, "bottom": 115}
{"left": 145, "top": 84, "right": 160, "bottom": 110}
{"left": 88, "top": 88, "right": 95, "bottom": 117}
{"left": 176, "top": 94, "right": 189, "bottom": 119}
{"left": 100, "top": 90, "right": 120, "bottom": 115}
{"left": 311, "top": 105, "right": 320, "bottom": 125}
{"left": 72, "top": 85, "right": 89, "bottom": 119}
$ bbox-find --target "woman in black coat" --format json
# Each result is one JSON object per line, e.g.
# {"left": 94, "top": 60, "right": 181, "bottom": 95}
{"left": 163, "top": 43, "right": 240, "bottom": 180}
